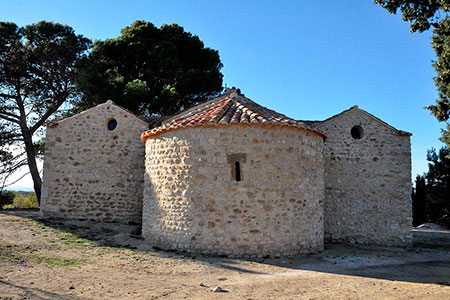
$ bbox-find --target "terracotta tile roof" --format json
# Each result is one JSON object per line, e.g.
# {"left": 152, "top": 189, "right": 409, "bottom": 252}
{"left": 141, "top": 91, "right": 326, "bottom": 141}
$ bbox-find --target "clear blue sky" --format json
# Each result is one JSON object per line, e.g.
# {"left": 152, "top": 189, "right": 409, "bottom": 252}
{"left": 2, "top": 0, "right": 445, "bottom": 189}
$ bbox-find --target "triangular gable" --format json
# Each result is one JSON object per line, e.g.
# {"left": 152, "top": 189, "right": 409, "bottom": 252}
{"left": 48, "top": 100, "right": 150, "bottom": 128}
{"left": 313, "top": 105, "right": 412, "bottom": 136}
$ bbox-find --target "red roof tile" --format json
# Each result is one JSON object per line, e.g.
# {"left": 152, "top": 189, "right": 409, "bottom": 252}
{"left": 141, "top": 91, "right": 326, "bottom": 141}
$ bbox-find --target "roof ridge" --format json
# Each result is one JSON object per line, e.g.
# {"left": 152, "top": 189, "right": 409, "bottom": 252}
{"left": 217, "top": 98, "right": 236, "bottom": 124}
{"left": 162, "top": 93, "right": 228, "bottom": 125}
{"left": 141, "top": 93, "right": 327, "bottom": 141}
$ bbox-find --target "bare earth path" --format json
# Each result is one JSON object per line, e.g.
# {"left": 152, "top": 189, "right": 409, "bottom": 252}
{"left": 1, "top": 210, "right": 450, "bottom": 300}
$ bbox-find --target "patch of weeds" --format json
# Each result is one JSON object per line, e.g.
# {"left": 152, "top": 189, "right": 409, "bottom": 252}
{"left": 32, "top": 222, "right": 96, "bottom": 249}
{"left": 102, "top": 246, "right": 114, "bottom": 252}
{"left": 0, "top": 253, "right": 24, "bottom": 264}
{"left": 28, "top": 254, "right": 89, "bottom": 268}
{"left": 0, "top": 243, "right": 26, "bottom": 265}
{"left": 99, "top": 228, "right": 118, "bottom": 235}
{"left": 60, "top": 233, "right": 92, "bottom": 245}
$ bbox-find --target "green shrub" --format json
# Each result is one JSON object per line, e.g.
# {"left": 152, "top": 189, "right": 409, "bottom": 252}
{"left": 4, "top": 193, "right": 39, "bottom": 209}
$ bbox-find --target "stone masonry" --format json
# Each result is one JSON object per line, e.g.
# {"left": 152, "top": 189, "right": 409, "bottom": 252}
{"left": 40, "top": 90, "right": 413, "bottom": 257}
{"left": 315, "top": 106, "right": 412, "bottom": 246}
{"left": 40, "top": 101, "right": 149, "bottom": 224}
{"left": 142, "top": 125, "right": 325, "bottom": 257}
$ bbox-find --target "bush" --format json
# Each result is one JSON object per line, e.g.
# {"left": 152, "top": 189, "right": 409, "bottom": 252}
{"left": 0, "top": 191, "right": 15, "bottom": 208}
{"left": 2, "top": 193, "right": 39, "bottom": 209}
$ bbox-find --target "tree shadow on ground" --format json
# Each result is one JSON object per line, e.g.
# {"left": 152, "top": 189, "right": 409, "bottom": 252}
{"left": 0, "top": 280, "right": 87, "bottom": 300}
{"left": 3, "top": 209, "right": 450, "bottom": 286}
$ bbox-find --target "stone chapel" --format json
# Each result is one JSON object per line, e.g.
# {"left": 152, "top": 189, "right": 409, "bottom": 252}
{"left": 40, "top": 89, "right": 412, "bottom": 257}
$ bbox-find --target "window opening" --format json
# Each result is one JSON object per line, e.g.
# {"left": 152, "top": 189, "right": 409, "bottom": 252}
{"left": 107, "top": 119, "right": 117, "bottom": 131}
{"left": 227, "top": 153, "right": 246, "bottom": 181}
{"left": 350, "top": 125, "right": 363, "bottom": 139}
{"left": 235, "top": 161, "right": 241, "bottom": 182}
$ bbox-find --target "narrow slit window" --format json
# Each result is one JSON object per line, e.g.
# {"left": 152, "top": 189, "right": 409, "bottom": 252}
{"left": 235, "top": 161, "right": 241, "bottom": 182}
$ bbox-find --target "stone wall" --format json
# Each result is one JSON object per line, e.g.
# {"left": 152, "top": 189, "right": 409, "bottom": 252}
{"left": 142, "top": 125, "right": 325, "bottom": 258}
{"left": 316, "top": 108, "right": 412, "bottom": 246}
{"left": 40, "top": 101, "right": 149, "bottom": 224}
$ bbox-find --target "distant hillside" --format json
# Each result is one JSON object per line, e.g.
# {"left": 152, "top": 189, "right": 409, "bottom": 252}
{"left": 7, "top": 186, "right": 34, "bottom": 192}
{"left": 13, "top": 191, "right": 35, "bottom": 198}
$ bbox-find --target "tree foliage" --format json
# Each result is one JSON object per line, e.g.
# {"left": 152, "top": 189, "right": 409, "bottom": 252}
{"left": 412, "top": 175, "right": 427, "bottom": 226}
{"left": 0, "top": 21, "right": 91, "bottom": 203}
{"left": 75, "top": 20, "right": 223, "bottom": 116}
{"left": 375, "top": 1, "right": 450, "bottom": 146}
{"left": 374, "top": 0, "right": 450, "bottom": 33}
{"left": 0, "top": 190, "right": 15, "bottom": 208}
{"left": 412, "top": 147, "right": 450, "bottom": 227}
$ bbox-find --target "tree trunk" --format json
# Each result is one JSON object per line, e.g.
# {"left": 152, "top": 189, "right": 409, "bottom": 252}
{"left": 15, "top": 90, "right": 43, "bottom": 205}
{"left": 21, "top": 128, "right": 42, "bottom": 204}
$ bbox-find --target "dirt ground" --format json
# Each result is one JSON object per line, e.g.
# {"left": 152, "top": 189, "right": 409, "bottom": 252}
{"left": 1, "top": 210, "right": 450, "bottom": 300}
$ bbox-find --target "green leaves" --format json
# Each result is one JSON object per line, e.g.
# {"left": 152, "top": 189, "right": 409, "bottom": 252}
{"left": 125, "top": 79, "right": 148, "bottom": 96}
{"left": 75, "top": 20, "right": 223, "bottom": 116}
{"left": 0, "top": 21, "right": 91, "bottom": 200}
{"left": 374, "top": 0, "right": 446, "bottom": 33}
{"left": 440, "top": 123, "right": 450, "bottom": 146}
{"left": 430, "top": 19, "right": 450, "bottom": 122}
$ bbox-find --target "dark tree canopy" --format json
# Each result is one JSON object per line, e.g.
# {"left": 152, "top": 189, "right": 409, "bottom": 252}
{"left": 412, "top": 147, "right": 450, "bottom": 227}
{"left": 412, "top": 175, "right": 427, "bottom": 226}
{"left": 75, "top": 20, "right": 224, "bottom": 116}
{"left": 0, "top": 21, "right": 91, "bottom": 202}
{"left": 374, "top": 0, "right": 450, "bottom": 33}
{"left": 430, "top": 19, "right": 450, "bottom": 123}
{"left": 0, "top": 190, "right": 15, "bottom": 208}
{"left": 375, "top": 1, "right": 450, "bottom": 146}
{"left": 425, "top": 147, "right": 450, "bottom": 226}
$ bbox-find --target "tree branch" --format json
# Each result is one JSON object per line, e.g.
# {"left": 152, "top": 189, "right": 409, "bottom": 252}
{"left": 2, "top": 159, "right": 28, "bottom": 175}
{"left": 0, "top": 111, "right": 20, "bottom": 120}
{"left": 0, "top": 93, "right": 17, "bottom": 100}
{"left": 2, "top": 171, "right": 30, "bottom": 189}
{"left": 30, "top": 98, "right": 65, "bottom": 134}
{"left": 0, "top": 114, "right": 21, "bottom": 124}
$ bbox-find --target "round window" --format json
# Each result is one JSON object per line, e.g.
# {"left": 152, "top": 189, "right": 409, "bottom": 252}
{"left": 350, "top": 125, "right": 364, "bottom": 139}
{"left": 107, "top": 119, "right": 117, "bottom": 131}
